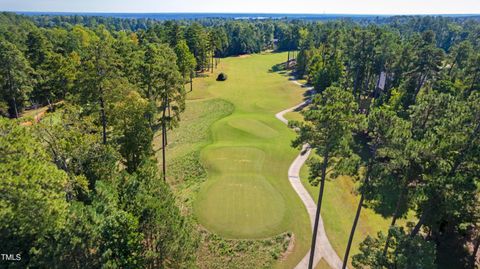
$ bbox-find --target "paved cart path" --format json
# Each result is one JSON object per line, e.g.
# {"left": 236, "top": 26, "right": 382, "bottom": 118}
{"left": 275, "top": 80, "right": 344, "bottom": 269}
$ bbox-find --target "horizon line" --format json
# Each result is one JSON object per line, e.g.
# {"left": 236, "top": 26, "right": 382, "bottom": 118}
{"left": 7, "top": 11, "right": 480, "bottom": 17}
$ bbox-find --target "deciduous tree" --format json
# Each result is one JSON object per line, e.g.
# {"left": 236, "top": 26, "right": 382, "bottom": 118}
{"left": 0, "top": 39, "right": 34, "bottom": 117}
{"left": 174, "top": 40, "right": 196, "bottom": 92}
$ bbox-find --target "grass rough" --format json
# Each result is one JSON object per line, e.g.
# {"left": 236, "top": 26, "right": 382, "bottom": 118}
{"left": 197, "top": 229, "right": 292, "bottom": 269}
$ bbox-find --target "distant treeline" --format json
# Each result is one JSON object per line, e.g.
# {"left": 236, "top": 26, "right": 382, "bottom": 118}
{"left": 1, "top": 11, "right": 479, "bottom": 116}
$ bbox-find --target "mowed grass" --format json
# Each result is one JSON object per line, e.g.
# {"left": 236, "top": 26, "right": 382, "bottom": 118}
{"left": 163, "top": 52, "right": 398, "bottom": 268}
{"left": 293, "top": 128, "right": 409, "bottom": 267}
{"left": 157, "top": 80, "right": 294, "bottom": 268}
{"left": 300, "top": 165, "right": 392, "bottom": 267}
{"left": 283, "top": 111, "right": 305, "bottom": 123}
{"left": 279, "top": 79, "right": 391, "bottom": 267}
{"left": 284, "top": 90, "right": 412, "bottom": 267}
{"left": 188, "top": 53, "right": 313, "bottom": 268}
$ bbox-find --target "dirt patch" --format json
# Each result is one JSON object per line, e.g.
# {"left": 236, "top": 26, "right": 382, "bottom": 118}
{"left": 20, "top": 109, "right": 47, "bottom": 126}
{"left": 281, "top": 233, "right": 295, "bottom": 261}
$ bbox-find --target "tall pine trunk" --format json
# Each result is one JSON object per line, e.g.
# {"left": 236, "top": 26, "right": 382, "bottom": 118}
{"left": 410, "top": 121, "right": 479, "bottom": 238}
{"left": 308, "top": 151, "right": 329, "bottom": 269}
{"left": 472, "top": 234, "right": 480, "bottom": 268}
{"left": 383, "top": 187, "right": 406, "bottom": 256}
{"left": 7, "top": 73, "right": 19, "bottom": 118}
{"left": 190, "top": 73, "right": 193, "bottom": 92}
{"left": 211, "top": 52, "right": 214, "bottom": 73}
{"left": 146, "top": 85, "right": 153, "bottom": 128}
{"left": 410, "top": 209, "right": 427, "bottom": 237}
{"left": 162, "top": 125, "right": 166, "bottom": 181}
{"left": 161, "top": 96, "right": 167, "bottom": 181}
{"left": 286, "top": 51, "right": 290, "bottom": 69}
{"left": 413, "top": 74, "right": 427, "bottom": 102}
{"left": 342, "top": 194, "right": 365, "bottom": 269}
{"left": 99, "top": 96, "right": 107, "bottom": 145}
{"left": 12, "top": 96, "right": 19, "bottom": 118}
{"left": 343, "top": 145, "right": 376, "bottom": 268}
{"left": 165, "top": 97, "right": 170, "bottom": 146}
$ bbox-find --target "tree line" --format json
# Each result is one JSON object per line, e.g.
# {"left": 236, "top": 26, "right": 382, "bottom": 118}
{"left": 291, "top": 16, "right": 480, "bottom": 269}
{"left": 1, "top": 11, "right": 479, "bottom": 268}
{"left": 0, "top": 12, "right": 200, "bottom": 268}
{"left": 0, "top": 11, "right": 319, "bottom": 268}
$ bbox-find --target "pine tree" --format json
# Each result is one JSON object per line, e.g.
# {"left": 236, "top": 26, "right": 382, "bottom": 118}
{"left": 291, "top": 85, "right": 358, "bottom": 269}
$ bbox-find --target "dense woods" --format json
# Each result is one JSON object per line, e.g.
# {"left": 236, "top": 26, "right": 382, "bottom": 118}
{"left": 292, "top": 15, "right": 480, "bottom": 269}
{"left": 0, "top": 11, "right": 479, "bottom": 268}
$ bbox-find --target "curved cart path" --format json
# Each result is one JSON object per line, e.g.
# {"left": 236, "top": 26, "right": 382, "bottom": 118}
{"left": 275, "top": 80, "right": 344, "bottom": 269}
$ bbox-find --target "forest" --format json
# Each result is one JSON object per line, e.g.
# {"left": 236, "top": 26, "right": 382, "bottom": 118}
{"left": 292, "top": 16, "right": 480, "bottom": 269}
{"left": 0, "top": 11, "right": 479, "bottom": 268}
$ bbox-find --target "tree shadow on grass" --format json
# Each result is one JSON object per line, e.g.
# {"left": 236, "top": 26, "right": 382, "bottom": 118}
{"left": 269, "top": 62, "right": 293, "bottom": 76}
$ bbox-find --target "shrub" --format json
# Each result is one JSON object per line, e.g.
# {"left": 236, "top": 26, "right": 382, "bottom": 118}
{"left": 216, "top": 73, "right": 228, "bottom": 81}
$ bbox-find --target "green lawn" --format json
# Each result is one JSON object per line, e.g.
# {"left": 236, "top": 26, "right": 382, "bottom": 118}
{"left": 159, "top": 89, "right": 295, "bottom": 268}
{"left": 300, "top": 168, "right": 391, "bottom": 267}
{"left": 182, "top": 53, "right": 312, "bottom": 268}
{"left": 293, "top": 125, "right": 409, "bottom": 267}
{"left": 283, "top": 111, "right": 305, "bottom": 123}
{"left": 162, "top": 52, "right": 399, "bottom": 269}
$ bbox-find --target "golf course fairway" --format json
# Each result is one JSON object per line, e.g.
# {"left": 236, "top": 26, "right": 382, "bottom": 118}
{"left": 181, "top": 52, "right": 392, "bottom": 268}
{"left": 192, "top": 52, "right": 312, "bottom": 268}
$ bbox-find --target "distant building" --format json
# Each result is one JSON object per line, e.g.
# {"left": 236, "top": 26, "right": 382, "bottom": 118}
{"left": 373, "top": 71, "right": 387, "bottom": 99}
{"left": 377, "top": 71, "right": 386, "bottom": 91}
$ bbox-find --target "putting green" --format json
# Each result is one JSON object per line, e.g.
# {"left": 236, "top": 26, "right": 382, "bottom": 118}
{"left": 192, "top": 53, "right": 313, "bottom": 268}
{"left": 197, "top": 145, "right": 285, "bottom": 237}
{"left": 196, "top": 173, "right": 286, "bottom": 238}
{"left": 202, "top": 146, "right": 266, "bottom": 173}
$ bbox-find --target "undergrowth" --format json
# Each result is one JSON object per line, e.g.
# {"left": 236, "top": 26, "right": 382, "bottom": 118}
{"left": 197, "top": 229, "right": 292, "bottom": 269}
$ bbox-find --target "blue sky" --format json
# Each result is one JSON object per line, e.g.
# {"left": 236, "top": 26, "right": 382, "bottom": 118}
{"left": 0, "top": 0, "right": 479, "bottom": 14}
